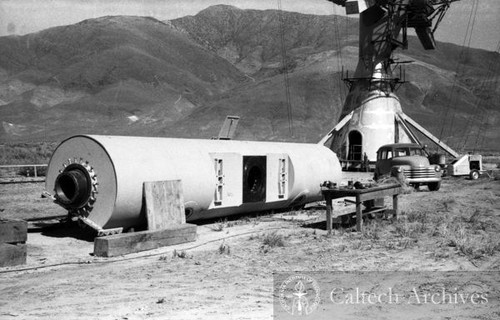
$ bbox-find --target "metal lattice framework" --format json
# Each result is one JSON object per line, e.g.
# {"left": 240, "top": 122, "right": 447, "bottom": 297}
{"left": 330, "top": 0, "right": 459, "bottom": 95}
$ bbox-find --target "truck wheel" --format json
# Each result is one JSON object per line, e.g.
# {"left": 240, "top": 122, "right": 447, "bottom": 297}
{"left": 428, "top": 181, "right": 441, "bottom": 191}
{"left": 469, "top": 170, "right": 480, "bottom": 180}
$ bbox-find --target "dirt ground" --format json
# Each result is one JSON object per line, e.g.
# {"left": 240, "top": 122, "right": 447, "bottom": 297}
{"left": 1, "top": 173, "right": 500, "bottom": 319}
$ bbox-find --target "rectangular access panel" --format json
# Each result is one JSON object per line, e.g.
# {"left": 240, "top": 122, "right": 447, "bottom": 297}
{"left": 266, "top": 154, "right": 289, "bottom": 202}
{"left": 210, "top": 153, "right": 243, "bottom": 208}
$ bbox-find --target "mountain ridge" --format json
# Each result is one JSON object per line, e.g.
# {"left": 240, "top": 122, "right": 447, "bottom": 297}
{"left": 0, "top": 5, "right": 498, "bottom": 151}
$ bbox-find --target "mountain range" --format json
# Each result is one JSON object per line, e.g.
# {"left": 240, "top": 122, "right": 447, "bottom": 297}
{"left": 0, "top": 5, "right": 498, "bottom": 151}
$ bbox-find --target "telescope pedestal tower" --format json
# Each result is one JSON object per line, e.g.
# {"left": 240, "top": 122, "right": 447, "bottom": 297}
{"left": 323, "top": 0, "right": 459, "bottom": 169}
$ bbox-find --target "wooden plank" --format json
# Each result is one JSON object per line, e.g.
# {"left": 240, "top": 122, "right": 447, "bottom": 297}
{"left": 143, "top": 180, "right": 186, "bottom": 231}
{"left": 0, "top": 219, "right": 27, "bottom": 243}
{"left": 393, "top": 194, "right": 400, "bottom": 219}
{"left": 0, "top": 243, "right": 27, "bottom": 267}
{"left": 356, "top": 196, "right": 362, "bottom": 232}
{"left": 398, "top": 113, "right": 459, "bottom": 158}
{"left": 395, "top": 113, "right": 422, "bottom": 145}
{"left": 330, "top": 206, "right": 387, "bottom": 218}
{"left": 325, "top": 193, "right": 333, "bottom": 236}
{"left": 321, "top": 183, "right": 401, "bottom": 198}
{"left": 93, "top": 224, "right": 197, "bottom": 257}
{"left": 358, "top": 187, "right": 401, "bottom": 201}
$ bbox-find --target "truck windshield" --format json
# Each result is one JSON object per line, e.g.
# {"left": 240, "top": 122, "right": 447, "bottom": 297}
{"left": 394, "top": 148, "right": 410, "bottom": 157}
{"left": 379, "top": 147, "right": 425, "bottom": 159}
{"left": 409, "top": 148, "right": 424, "bottom": 156}
{"left": 392, "top": 147, "right": 424, "bottom": 158}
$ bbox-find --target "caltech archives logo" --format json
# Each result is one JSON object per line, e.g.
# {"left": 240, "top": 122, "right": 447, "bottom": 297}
{"left": 278, "top": 274, "right": 321, "bottom": 316}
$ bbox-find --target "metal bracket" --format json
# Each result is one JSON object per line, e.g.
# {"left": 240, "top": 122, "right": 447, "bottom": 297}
{"left": 41, "top": 191, "right": 56, "bottom": 200}
{"left": 79, "top": 217, "right": 123, "bottom": 237}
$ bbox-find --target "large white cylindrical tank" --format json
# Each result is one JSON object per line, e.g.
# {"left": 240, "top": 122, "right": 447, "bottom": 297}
{"left": 45, "top": 135, "right": 341, "bottom": 230}
{"left": 329, "top": 91, "right": 414, "bottom": 162}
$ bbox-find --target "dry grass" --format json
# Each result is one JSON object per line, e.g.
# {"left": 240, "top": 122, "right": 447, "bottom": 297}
{"left": 261, "top": 231, "right": 285, "bottom": 248}
{"left": 172, "top": 249, "right": 190, "bottom": 259}
{"left": 356, "top": 204, "right": 500, "bottom": 261}
{"left": 218, "top": 242, "right": 231, "bottom": 255}
{"left": 0, "top": 142, "right": 56, "bottom": 165}
{"left": 258, "top": 231, "right": 286, "bottom": 253}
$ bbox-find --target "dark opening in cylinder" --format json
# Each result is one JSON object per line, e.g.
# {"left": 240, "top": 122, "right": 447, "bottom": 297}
{"left": 54, "top": 168, "right": 90, "bottom": 208}
{"left": 243, "top": 156, "right": 266, "bottom": 203}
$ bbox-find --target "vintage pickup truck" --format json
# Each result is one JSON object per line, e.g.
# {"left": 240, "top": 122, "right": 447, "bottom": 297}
{"left": 374, "top": 143, "right": 442, "bottom": 191}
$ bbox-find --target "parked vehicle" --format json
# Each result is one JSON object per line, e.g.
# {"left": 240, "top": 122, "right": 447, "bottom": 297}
{"left": 374, "top": 143, "right": 442, "bottom": 191}
{"left": 446, "top": 154, "right": 483, "bottom": 180}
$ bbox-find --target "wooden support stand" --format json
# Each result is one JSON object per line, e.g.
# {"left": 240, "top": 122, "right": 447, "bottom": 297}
{"left": 143, "top": 180, "right": 186, "bottom": 229}
{"left": 93, "top": 180, "right": 197, "bottom": 257}
{"left": 94, "top": 224, "right": 197, "bottom": 257}
{"left": 0, "top": 219, "right": 27, "bottom": 267}
{"left": 322, "top": 184, "right": 401, "bottom": 235}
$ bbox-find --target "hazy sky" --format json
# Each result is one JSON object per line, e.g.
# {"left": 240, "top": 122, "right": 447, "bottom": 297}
{"left": 0, "top": 0, "right": 498, "bottom": 51}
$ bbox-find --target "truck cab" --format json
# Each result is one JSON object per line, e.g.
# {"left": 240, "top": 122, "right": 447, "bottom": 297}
{"left": 374, "top": 143, "right": 442, "bottom": 191}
